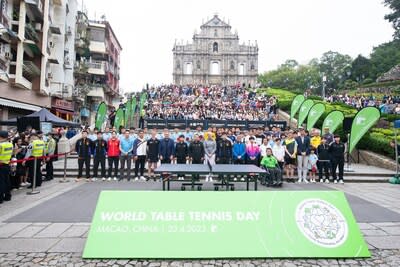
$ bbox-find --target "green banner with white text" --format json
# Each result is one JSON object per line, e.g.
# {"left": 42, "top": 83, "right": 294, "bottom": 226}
{"left": 322, "top": 111, "right": 345, "bottom": 134}
{"left": 297, "top": 99, "right": 314, "bottom": 127}
{"left": 125, "top": 99, "right": 132, "bottom": 128}
{"left": 290, "top": 95, "right": 305, "bottom": 122}
{"left": 306, "top": 103, "right": 326, "bottom": 131}
{"left": 95, "top": 102, "right": 107, "bottom": 130}
{"left": 83, "top": 191, "right": 370, "bottom": 259}
{"left": 113, "top": 108, "right": 125, "bottom": 131}
{"left": 349, "top": 107, "right": 380, "bottom": 153}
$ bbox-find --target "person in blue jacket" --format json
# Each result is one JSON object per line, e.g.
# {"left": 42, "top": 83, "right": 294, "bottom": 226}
{"left": 159, "top": 129, "right": 175, "bottom": 164}
{"left": 232, "top": 135, "right": 246, "bottom": 181}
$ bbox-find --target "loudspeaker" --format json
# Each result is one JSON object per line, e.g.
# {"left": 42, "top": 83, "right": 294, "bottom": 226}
{"left": 17, "top": 116, "right": 40, "bottom": 132}
{"left": 343, "top": 117, "right": 354, "bottom": 133}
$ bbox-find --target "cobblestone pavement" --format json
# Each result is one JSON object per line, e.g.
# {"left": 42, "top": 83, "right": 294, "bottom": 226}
{"left": 0, "top": 249, "right": 399, "bottom": 267}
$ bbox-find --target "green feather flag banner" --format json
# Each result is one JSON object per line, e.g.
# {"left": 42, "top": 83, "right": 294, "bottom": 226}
{"left": 322, "top": 111, "right": 345, "bottom": 133}
{"left": 131, "top": 97, "right": 137, "bottom": 114}
{"left": 95, "top": 102, "right": 107, "bottom": 130}
{"left": 114, "top": 108, "right": 125, "bottom": 131}
{"left": 349, "top": 107, "right": 380, "bottom": 153}
{"left": 290, "top": 95, "right": 305, "bottom": 122}
{"left": 306, "top": 103, "right": 326, "bottom": 131}
{"left": 125, "top": 99, "right": 132, "bottom": 128}
{"left": 139, "top": 93, "right": 147, "bottom": 114}
{"left": 297, "top": 99, "right": 314, "bottom": 127}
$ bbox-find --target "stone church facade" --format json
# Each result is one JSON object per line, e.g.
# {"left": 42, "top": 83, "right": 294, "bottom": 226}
{"left": 172, "top": 15, "right": 258, "bottom": 86}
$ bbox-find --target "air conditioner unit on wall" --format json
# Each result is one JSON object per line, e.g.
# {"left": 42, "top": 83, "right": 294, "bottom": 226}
{"left": 4, "top": 52, "right": 11, "bottom": 59}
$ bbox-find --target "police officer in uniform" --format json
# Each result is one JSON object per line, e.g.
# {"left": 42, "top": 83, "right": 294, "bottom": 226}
{"left": 329, "top": 135, "right": 346, "bottom": 184}
{"left": 0, "top": 131, "right": 13, "bottom": 203}
{"left": 24, "top": 134, "right": 45, "bottom": 188}
{"left": 174, "top": 135, "right": 189, "bottom": 180}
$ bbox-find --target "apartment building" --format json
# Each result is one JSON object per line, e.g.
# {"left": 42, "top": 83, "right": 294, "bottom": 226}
{"left": 0, "top": 0, "right": 51, "bottom": 124}
{"left": 74, "top": 12, "right": 122, "bottom": 125}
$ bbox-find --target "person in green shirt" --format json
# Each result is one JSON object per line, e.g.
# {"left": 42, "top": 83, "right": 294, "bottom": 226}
{"left": 260, "top": 148, "right": 282, "bottom": 187}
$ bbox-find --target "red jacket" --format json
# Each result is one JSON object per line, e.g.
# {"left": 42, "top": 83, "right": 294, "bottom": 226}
{"left": 107, "top": 138, "right": 120, "bottom": 157}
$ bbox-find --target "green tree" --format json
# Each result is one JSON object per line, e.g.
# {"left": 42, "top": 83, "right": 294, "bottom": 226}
{"left": 384, "top": 0, "right": 400, "bottom": 39}
{"left": 369, "top": 40, "right": 400, "bottom": 80}
{"left": 350, "top": 55, "right": 371, "bottom": 82}
{"left": 319, "top": 51, "right": 352, "bottom": 89}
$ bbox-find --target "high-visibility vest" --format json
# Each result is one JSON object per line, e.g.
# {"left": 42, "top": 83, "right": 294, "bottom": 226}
{"left": 0, "top": 141, "right": 13, "bottom": 164}
{"left": 32, "top": 140, "right": 45, "bottom": 157}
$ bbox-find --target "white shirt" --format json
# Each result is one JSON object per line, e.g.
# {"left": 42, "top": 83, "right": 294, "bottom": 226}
{"left": 135, "top": 138, "right": 147, "bottom": 156}
{"left": 272, "top": 145, "right": 285, "bottom": 162}
{"left": 260, "top": 144, "right": 272, "bottom": 157}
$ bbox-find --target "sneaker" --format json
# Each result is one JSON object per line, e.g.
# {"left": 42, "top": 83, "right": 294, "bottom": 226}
{"left": 107, "top": 177, "right": 112, "bottom": 181}
{"left": 325, "top": 179, "right": 330, "bottom": 184}
{"left": 320, "top": 179, "right": 324, "bottom": 183}
{"left": 21, "top": 182, "right": 27, "bottom": 187}
{"left": 92, "top": 178, "right": 97, "bottom": 182}
{"left": 134, "top": 177, "right": 139, "bottom": 181}
{"left": 102, "top": 177, "right": 106, "bottom": 181}
{"left": 297, "top": 178, "right": 302, "bottom": 183}
{"left": 339, "top": 179, "right": 344, "bottom": 184}
{"left": 240, "top": 178, "right": 245, "bottom": 181}
{"left": 140, "top": 176, "right": 146, "bottom": 180}
{"left": 334, "top": 180, "right": 338, "bottom": 184}
{"left": 85, "top": 178, "right": 90, "bottom": 182}
{"left": 233, "top": 177, "right": 237, "bottom": 181}
{"left": 113, "top": 177, "right": 118, "bottom": 181}
{"left": 209, "top": 177, "right": 213, "bottom": 182}
{"left": 205, "top": 177, "right": 209, "bottom": 182}
{"left": 75, "top": 178, "right": 81, "bottom": 182}
{"left": 303, "top": 179, "right": 309, "bottom": 184}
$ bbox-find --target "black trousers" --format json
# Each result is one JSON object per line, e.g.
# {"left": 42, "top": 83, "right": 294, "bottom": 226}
{"left": 108, "top": 156, "right": 119, "bottom": 178}
{"left": 0, "top": 165, "right": 11, "bottom": 202}
{"left": 45, "top": 157, "right": 53, "bottom": 180}
{"left": 176, "top": 158, "right": 186, "bottom": 178}
{"left": 331, "top": 158, "right": 344, "bottom": 181}
{"left": 161, "top": 158, "right": 171, "bottom": 164}
{"left": 246, "top": 157, "right": 258, "bottom": 166}
{"left": 78, "top": 157, "right": 90, "bottom": 178}
{"left": 28, "top": 157, "right": 42, "bottom": 186}
{"left": 93, "top": 157, "right": 106, "bottom": 178}
{"left": 318, "top": 161, "right": 330, "bottom": 180}
{"left": 135, "top": 155, "right": 146, "bottom": 177}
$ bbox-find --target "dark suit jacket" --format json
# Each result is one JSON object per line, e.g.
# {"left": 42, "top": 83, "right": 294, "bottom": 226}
{"left": 295, "top": 136, "right": 311, "bottom": 155}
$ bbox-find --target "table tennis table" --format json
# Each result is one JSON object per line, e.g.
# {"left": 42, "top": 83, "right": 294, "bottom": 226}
{"left": 154, "top": 164, "right": 267, "bottom": 191}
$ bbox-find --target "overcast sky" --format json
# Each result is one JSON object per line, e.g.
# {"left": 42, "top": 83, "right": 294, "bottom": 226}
{"left": 81, "top": 0, "right": 394, "bottom": 92}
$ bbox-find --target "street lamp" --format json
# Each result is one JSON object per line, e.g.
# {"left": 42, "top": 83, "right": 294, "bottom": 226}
{"left": 322, "top": 74, "right": 327, "bottom": 99}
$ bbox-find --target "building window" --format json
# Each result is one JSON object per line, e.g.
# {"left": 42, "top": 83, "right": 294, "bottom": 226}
{"left": 185, "top": 62, "right": 192, "bottom": 75}
{"left": 213, "top": 42, "right": 218, "bottom": 53}
{"left": 239, "top": 63, "right": 245, "bottom": 76}
{"left": 196, "top": 60, "right": 201, "bottom": 70}
{"left": 210, "top": 61, "right": 220, "bottom": 75}
{"left": 214, "top": 29, "right": 218, "bottom": 37}
{"left": 176, "top": 60, "right": 180, "bottom": 70}
{"left": 230, "top": 61, "right": 235, "bottom": 70}
{"left": 251, "top": 62, "right": 255, "bottom": 70}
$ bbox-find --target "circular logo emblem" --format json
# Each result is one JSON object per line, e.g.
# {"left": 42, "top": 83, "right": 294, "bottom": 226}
{"left": 295, "top": 199, "right": 348, "bottom": 248}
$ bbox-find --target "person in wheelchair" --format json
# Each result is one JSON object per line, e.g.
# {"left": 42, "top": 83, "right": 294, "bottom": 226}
{"left": 260, "top": 148, "right": 282, "bottom": 187}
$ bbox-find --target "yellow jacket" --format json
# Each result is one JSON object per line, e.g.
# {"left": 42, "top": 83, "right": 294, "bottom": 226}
{"left": 310, "top": 136, "right": 321, "bottom": 149}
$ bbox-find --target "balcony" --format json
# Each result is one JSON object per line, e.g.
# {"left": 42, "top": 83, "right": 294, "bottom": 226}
{"left": 23, "top": 60, "right": 41, "bottom": 78}
{"left": 49, "top": 24, "right": 61, "bottom": 35}
{"left": 88, "top": 60, "right": 107, "bottom": 75}
{"left": 25, "top": 24, "right": 39, "bottom": 42}
{"left": 25, "top": 0, "right": 44, "bottom": 21}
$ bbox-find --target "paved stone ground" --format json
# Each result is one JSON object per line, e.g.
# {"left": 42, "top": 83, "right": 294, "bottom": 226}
{"left": 0, "top": 249, "right": 399, "bottom": 267}
{"left": 0, "top": 178, "right": 399, "bottom": 266}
